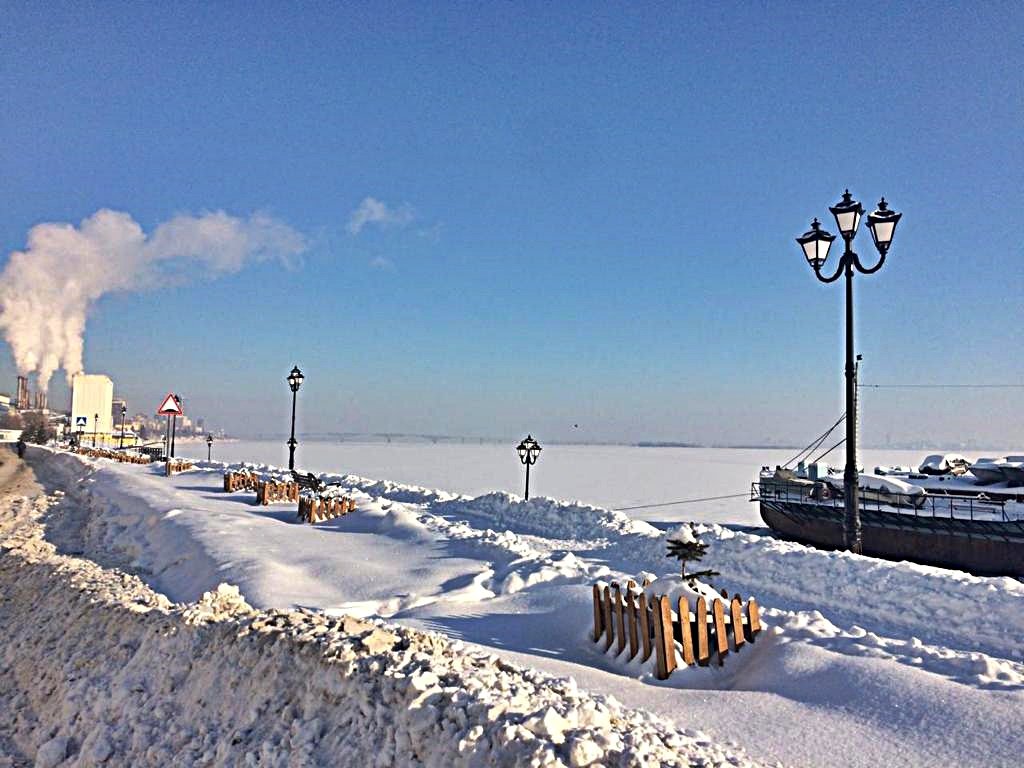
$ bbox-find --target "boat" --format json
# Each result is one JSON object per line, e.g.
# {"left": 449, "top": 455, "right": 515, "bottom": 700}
{"left": 1000, "top": 456, "right": 1024, "bottom": 486}
{"left": 917, "top": 453, "right": 971, "bottom": 476}
{"left": 754, "top": 456, "right": 1024, "bottom": 577}
{"left": 970, "top": 457, "right": 1007, "bottom": 485}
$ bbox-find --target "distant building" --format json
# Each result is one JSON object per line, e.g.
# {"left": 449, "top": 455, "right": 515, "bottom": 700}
{"left": 71, "top": 374, "right": 114, "bottom": 439}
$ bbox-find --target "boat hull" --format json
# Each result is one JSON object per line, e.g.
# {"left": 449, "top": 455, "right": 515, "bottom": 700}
{"left": 759, "top": 498, "right": 1024, "bottom": 577}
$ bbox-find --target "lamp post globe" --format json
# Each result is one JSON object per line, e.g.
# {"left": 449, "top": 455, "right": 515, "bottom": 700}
{"left": 797, "top": 190, "right": 900, "bottom": 555}
{"left": 516, "top": 435, "right": 542, "bottom": 499}
{"left": 828, "top": 189, "right": 865, "bottom": 240}
{"left": 866, "top": 198, "right": 902, "bottom": 256}
{"left": 286, "top": 365, "right": 304, "bottom": 470}
{"left": 796, "top": 218, "right": 836, "bottom": 270}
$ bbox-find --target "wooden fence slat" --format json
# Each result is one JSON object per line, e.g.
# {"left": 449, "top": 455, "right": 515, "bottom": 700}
{"left": 652, "top": 595, "right": 676, "bottom": 680}
{"left": 626, "top": 590, "right": 639, "bottom": 660}
{"left": 677, "top": 597, "right": 695, "bottom": 666}
{"left": 730, "top": 597, "right": 745, "bottom": 652}
{"left": 695, "top": 597, "right": 709, "bottom": 666}
{"left": 638, "top": 593, "right": 652, "bottom": 662}
{"left": 746, "top": 597, "right": 762, "bottom": 642}
{"left": 592, "top": 584, "right": 603, "bottom": 642}
{"left": 603, "top": 586, "right": 614, "bottom": 651}
{"left": 612, "top": 584, "right": 626, "bottom": 655}
{"left": 713, "top": 599, "right": 729, "bottom": 665}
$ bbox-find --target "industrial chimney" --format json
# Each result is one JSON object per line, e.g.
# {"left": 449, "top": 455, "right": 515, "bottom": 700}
{"left": 16, "top": 376, "right": 29, "bottom": 410}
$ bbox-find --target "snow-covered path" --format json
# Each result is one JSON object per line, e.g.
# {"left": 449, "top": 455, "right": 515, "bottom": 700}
{"left": 30, "top": 449, "right": 1024, "bottom": 768}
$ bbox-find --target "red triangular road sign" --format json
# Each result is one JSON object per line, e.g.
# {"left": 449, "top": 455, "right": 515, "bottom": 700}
{"left": 156, "top": 393, "right": 183, "bottom": 416}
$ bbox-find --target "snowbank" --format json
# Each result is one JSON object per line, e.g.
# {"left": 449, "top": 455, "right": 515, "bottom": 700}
{"left": 0, "top": 459, "right": 762, "bottom": 768}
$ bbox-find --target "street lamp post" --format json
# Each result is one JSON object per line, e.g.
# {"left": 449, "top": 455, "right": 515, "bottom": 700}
{"left": 207, "top": 434, "right": 214, "bottom": 462}
{"left": 796, "top": 191, "right": 901, "bottom": 554}
{"left": 93, "top": 413, "right": 99, "bottom": 447}
{"left": 119, "top": 404, "right": 127, "bottom": 450}
{"left": 516, "top": 435, "right": 542, "bottom": 499}
{"left": 286, "top": 366, "right": 304, "bottom": 470}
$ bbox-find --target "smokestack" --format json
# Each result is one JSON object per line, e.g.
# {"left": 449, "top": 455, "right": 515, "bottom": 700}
{"left": 16, "top": 376, "right": 28, "bottom": 410}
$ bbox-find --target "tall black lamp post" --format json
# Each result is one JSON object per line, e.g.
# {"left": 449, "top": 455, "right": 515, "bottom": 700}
{"left": 93, "top": 413, "right": 99, "bottom": 447}
{"left": 516, "top": 435, "right": 542, "bottom": 499}
{"left": 119, "top": 404, "right": 127, "bottom": 450}
{"left": 796, "top": 190, "right": 901, "bottom": 554}
{"left": 286, "top": 366, "right": 304, "bottom": 470}
{"left": 206, "top": 434, "right": 214, "bottom": 461}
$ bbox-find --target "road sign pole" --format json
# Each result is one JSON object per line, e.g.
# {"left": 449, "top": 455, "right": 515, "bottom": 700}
{"left": 171, "top": 414, "right": 177, "bottom": 458}
{"left": 165, "top": 416, "right": 171, "bottom": 459}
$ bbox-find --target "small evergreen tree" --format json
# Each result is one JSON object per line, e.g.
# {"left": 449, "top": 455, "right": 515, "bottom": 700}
{"left": 666, "top": 524, "right": 720, "bottom": 583}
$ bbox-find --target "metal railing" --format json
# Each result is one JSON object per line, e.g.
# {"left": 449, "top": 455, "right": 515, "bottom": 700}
{"left": 751, "top": 479, "right": 1021, "bottom": 524}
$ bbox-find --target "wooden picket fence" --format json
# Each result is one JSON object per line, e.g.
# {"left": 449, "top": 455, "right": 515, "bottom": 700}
{"left": 298, "top": 495, "right": 357, "bottom": 524}
{"left": 256, "top": 480, "right": 300, "bottom": 506}
{"left": 592, "top": 579, "right": 761, "bottom": 680}
{"left": 223, "top": 470, "right": 259, "bottom": 492}
{"left": 75, "top": 447, "right": 152, "bottom": 465}
{"left": 164, "top": 459, "right": 194, "bottom": 476}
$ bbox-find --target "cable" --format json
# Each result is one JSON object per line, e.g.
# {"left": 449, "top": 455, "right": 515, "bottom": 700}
{"left": 809, "top": 436, "right": 846, "bottom": 465}
{"left": 859, "top": 383, "right": 1024, "bottom": 389}
{"left": 613, "top": 492, "right": 751, "bottom": 512}
{"left": 782, "top": 413, "right": 846, "bottom": 469}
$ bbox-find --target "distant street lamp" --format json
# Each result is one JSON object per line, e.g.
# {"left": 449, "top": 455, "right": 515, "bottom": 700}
{"left": 119, "top": 403, "right": 127, "bottom": 450}
{"left": 516, "top": 435, "right": 542, "bottom": 499}
{"left": 206, "top": 434, "right": 214, "bottom": 462}
{"left": 93, "top": 412, "right": 99, "bottom": 447}
{"left": 796, "top": 191, "right": 901, "bottom": 554}
{"left": 286, "top": 365, "right": 304, "bottom": 470}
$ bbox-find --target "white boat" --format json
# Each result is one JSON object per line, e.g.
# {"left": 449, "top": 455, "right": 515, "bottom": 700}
{"left": 1000, "top": 456, "right": 1024, "bottom": 486}
{"left": 918, "top": 453, "right": 972, "bottom": 476}
{"left": 970, "top": 457, "right": 1007, "bottom": 485}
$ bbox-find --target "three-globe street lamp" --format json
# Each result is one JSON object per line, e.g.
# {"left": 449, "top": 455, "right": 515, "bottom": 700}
{"left": 796, "top": 190, "right": 901, "bottom": 554}
{"left": 206, "top": 434, "right": 214, "bottom": 462}
{"left": 286, "top": 366, "right": 304, "bottom": 471}
{"left": 516, "top": 435, "right": 542, "bottom": 499}
{"left": 119, "top": 403, "right": 127, "bottom": 450}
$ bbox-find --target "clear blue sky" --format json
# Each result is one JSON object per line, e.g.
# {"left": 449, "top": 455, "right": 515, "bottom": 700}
{"left": 1, "top": 2, "right": 1022, "bottom": 446}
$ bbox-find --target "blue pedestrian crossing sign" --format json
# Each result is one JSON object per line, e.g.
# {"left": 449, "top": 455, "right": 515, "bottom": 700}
{"left": 75, "top": 416, "right": 88, "bottom": 428}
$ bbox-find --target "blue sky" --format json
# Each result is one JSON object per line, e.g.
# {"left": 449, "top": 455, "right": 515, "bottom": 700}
{"left": 1, "top": 2, "right": 1022, "bottom": 446}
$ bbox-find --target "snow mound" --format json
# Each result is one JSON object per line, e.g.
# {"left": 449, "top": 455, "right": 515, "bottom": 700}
{"left": 0, "top": 464, "right": 763, "bottom": 768}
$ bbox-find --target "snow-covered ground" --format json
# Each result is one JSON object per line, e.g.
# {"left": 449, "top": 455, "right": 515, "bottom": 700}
{"left": 23, "top": 445, "right": 1024, "bottom": 767}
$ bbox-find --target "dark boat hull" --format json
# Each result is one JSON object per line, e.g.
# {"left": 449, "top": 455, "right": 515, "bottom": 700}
{"left": 759, "top": 498, "right": 1024, "bottom": 577}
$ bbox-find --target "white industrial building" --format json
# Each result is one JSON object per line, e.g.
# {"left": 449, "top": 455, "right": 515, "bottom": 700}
{"left": 70, "top": 374, "right": 114, "bottom": 439}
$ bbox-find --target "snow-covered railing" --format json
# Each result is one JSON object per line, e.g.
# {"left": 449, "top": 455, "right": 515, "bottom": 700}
{"left": 164, "top": 459, "right": 194, "bottom": 476}
{"left": 297, "top": 495, "right": 357, "bottom": 524}
{"left": 74, "top": 447, "right": 152, "bottom": 465}
{"left": 256, "top": 480, "right": 300, "bottom": 505}
{"left": 223, "top": 469, "right": 260, "bottom": 492}
{"left": 752, "top": 480, "right": 1022, "bottom": 523}
{"left": 592, "top": 579, "right": 761, "bottom": 680}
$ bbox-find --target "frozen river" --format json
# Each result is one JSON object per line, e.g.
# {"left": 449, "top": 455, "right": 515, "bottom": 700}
{"left": 177, "top": 439, "right": 956, "bottom": 527}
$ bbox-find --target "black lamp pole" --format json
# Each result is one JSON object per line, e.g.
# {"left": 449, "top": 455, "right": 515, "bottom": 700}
{"left": 286, "top": 366, "right": 304, "bottom": 470}
{"left": 119, "top": 404, "right": 127, "bottom": 449}
{"left": 207, "top": 434, "right": 214, "bottom": 461}
{"left": 93, "top": 413, "right": 99, "bottom": 447}
{"left": 516, "top": 435, "right": 542, "bottom": 499}
{"left": 797, "top": 191, "right": 901, "bottom": 554}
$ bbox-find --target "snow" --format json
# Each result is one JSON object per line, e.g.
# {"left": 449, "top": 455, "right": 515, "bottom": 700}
{"left": 12, "top": 444, "right": 1024, "bottom": 767}
{"left": 0, "top": 454, "right": 760, "bottom": 768}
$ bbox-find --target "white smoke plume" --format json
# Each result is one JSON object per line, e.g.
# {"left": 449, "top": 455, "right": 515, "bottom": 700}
{"left": 0, "top": 209, "right": 306, "bottom": 390}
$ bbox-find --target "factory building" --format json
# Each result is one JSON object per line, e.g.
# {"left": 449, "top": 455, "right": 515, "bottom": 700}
{"left": 70, "top": 374, "right": 114, "bottom": 440}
